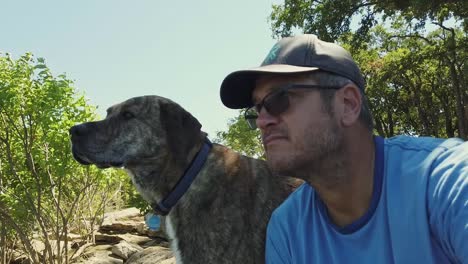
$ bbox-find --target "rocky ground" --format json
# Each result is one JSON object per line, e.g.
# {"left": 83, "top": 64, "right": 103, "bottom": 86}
{"left": 15, "top": 208, "right": 175, "bottom": 264}
{"left": 72, "top": 207, "right": 175, "bottom": 264}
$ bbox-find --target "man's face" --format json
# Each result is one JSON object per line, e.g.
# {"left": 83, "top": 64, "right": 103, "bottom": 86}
{"left": 252, "top": 73, "right": 344, "bottom": 178}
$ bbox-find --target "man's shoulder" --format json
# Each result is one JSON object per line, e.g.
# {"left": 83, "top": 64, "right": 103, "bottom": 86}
{"left": 384, "top": 135, "right": 462, "bottom": 152}
{"left": 382, "top": 135, "right": 466, "bottom": 201}
{"left": 384, "top": 135, "right": 465, "bottom": 165}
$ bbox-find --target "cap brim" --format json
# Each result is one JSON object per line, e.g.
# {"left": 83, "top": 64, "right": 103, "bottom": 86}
{"left": 220, "top": 64, "right": 320, "bottom": 109}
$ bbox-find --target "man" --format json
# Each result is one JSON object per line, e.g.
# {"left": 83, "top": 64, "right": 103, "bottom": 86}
{"left": 219, "top": 34, "right": 467, "bottom": 263}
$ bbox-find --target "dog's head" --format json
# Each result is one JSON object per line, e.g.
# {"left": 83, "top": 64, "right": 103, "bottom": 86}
{"left": 70, "top": 96, "right": 204, "bottom": 172}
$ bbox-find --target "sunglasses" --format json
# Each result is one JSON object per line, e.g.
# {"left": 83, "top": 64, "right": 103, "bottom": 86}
{"left": 244, "top": 83, "right": 341, "bottom": 129}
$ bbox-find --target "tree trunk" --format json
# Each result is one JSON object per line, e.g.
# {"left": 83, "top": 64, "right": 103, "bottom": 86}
{"left": 1, "top": 224, "right": 6, "bottom": 264}
{"left": 444, "top": 28, "right": 467, "bottom": 139}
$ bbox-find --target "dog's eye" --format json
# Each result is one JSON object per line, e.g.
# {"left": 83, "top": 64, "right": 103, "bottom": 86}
{"left": 122, "top": 111, "right": 135, "bottom": 120}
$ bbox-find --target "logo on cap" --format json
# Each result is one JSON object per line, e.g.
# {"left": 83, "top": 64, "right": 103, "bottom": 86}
{"left": 262, "top": 43, "right": 281, "bottom": 65}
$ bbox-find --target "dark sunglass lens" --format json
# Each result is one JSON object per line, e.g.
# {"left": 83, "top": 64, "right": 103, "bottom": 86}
{"left": 254, "top": 104, "right": 262, "bottom": 113}
{"left": 264, "top": 90, "right": 289, "bottom": 116}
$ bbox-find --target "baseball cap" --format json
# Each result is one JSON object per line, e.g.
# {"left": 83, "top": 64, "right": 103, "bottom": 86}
{"left": 220, "top": 34, "right": 365, "bottom": 109}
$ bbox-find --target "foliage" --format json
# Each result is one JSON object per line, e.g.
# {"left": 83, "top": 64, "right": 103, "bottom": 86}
{"left": 0, "top": 53, "right": 130, "bottom": 264}
{"left": 269, "top": 0, "right": 467, "bottom": 44}
{"left": 215, "top": 111, "right": 264, "bottom": 158}
{"left": 218, "top": 1, "right": 467, "bottom": 154}
{"left": 122, "top": 178, "right": 152, "bottom": 215}
{"left": 350, "top": 25, "right": 466, "bottom": 137}
{"left": 268, "top": 0, "right": 467, "bottom": 139}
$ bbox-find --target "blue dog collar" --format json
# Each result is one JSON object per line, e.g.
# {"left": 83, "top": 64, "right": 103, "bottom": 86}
{"left": 152, "top": 138, "right": 212, "bottom": 216}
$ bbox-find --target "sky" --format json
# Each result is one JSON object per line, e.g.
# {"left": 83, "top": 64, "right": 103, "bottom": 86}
{"left": 0, "top": 0, "right": 283, "bottom": 138}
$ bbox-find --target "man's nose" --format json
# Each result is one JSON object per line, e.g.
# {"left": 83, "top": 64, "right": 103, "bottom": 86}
{"left": 256, "top": 108, "right": 279, "bottom": 130}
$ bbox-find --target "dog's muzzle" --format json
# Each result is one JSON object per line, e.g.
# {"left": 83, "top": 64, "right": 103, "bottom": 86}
{"left": 70, "top": 124, "right": 93, "bottom": 165}
{"left": 69, "top": 123, "right": 123, "bottom": 168}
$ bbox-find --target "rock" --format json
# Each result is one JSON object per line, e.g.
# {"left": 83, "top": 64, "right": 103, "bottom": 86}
{"left": 136, "top": 222, "right": 168, "bottom": 240}
{"left": 47, "top": 232, "right": 82, "bottom": 241}
{"left": 94, "top": 232, "right": 154, "bottom": 246}
{"left": 158, "top": 258, "right": 176, "bottom": 264}
{"left": 94, "top": 233, "right": 124, "bottom": 244}
{"left": 78, "top": 257, "right": 123, "bottom": 264}
{"left": 100, "top": 222, "right": 139, "bottom": 234}
{"left": 68, "top": 208, "right": 173, "bottom": 264}
{"left": 142, "top": 238, "right": 170, "bottom": 248}
{"left": 112, "top": 241, "right": 143, "bottom": 260}
{"left": 72, "top": 240, "right": 87, "bottom": 249}
{"left": 147, "top": 229, "right": 166, "bottom": 238}
{"left": 74, "top": 245, "right": 123, "bottom": 264}
{"left": 82, "top": 244, "right": 112, "bottom": 254}
{"left": 30, "top": 239, "right": 46, "bottom": 253}
{"left": 117, "top": 233, "right": 154, "bottom": 246}
{"left": 100, "top": 208, "right": 144, "bottom": 234}
{"left": 30, "top": 239, "right": 73, "bottom": 257}
{"left": 125, "top": 247, "right": 174, "bottom": 264}
{"left": 11, "top": 249, "right": 30, "bottom": 264}
{"left": 70, "top": 242, "right": 93, "bottom": 262}
{"left": 135, "top": 223, "right": 147, "bottom": 235}
{"left": 103, "top": 208, "right": 141, "bottom": 223}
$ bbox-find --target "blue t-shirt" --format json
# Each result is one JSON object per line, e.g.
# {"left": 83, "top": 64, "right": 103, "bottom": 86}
{"left": 266, "top": 136, "right": 467, "bottom": 263}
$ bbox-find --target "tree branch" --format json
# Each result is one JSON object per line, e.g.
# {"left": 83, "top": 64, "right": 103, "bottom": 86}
{"left": 0, "top": 206, "right": 40, "bottom": 264}
{"left": 432, "top": 21, "right": 455, "bottom": 33}
{"left": 389, "top": 34, "right": 433, "bottom": 45}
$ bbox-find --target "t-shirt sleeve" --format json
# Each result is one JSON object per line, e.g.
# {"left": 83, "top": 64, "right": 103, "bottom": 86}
{"left": 265, "top": 212, "right": 292, "bottom": 264}
{"left": 427, "top": 140, "right": 468, "bottom": 263}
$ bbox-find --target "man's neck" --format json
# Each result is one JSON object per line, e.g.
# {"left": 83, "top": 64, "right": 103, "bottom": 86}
{"left": 309, "top": 133, "right": 375, "bottom": 228}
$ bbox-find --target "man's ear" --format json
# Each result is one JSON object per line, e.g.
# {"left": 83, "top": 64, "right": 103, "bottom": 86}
{"left": 338, "top": 83, "right": 362, "bottom": 127}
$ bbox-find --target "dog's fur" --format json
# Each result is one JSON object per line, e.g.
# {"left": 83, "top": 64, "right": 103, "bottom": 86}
{"left": 70, "top": 96, "right": 300, "bottom": 264}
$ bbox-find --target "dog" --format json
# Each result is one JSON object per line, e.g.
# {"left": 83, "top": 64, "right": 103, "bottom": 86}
{"left": 69, "top": 95, "right": 300, "bottom": 264}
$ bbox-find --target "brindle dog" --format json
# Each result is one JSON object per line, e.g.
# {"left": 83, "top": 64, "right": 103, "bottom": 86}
{"left": 70, "top": 95, "right": 300, "bottom": 264}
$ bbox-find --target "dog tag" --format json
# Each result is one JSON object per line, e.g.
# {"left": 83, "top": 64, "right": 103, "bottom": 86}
{"left": 145, "top": 213, "right": 161, "bottom": 231}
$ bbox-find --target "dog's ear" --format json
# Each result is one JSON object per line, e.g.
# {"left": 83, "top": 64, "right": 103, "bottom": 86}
{"left": 159, "top": 100, "right": 203, "bottom": 162}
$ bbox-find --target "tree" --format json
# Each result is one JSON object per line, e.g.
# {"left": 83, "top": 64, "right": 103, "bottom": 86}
{"left": 269, "top": 0, "right": 467, "bottom": 139}
{"left": 270, "top": 0, "right": 467, "bottom": 43}
{"left": 0, "top": 53, "right": 129, "bottom": 264}
{"left": 350, "top": 25, "right": 465, "bottom": 137}
{"left": 215, "top": 111, "right": 264, "bottom": 158}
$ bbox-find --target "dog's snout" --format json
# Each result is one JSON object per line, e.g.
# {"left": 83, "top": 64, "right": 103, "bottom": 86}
{"left": 69, "top": 124, "right": 89, "bottom": 137}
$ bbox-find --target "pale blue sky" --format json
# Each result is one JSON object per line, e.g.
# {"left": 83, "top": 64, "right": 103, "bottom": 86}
{"left": 1, "top": 0, "right": 283, "bottom": 138}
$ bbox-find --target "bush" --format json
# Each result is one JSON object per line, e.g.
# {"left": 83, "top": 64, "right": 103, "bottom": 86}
{"left": 0, "top": 53, "right": 134, "bottom": 264}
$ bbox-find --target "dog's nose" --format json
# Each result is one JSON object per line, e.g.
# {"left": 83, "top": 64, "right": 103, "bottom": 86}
{"left": 69, "top": 124, "right": 89, "bottom": 137}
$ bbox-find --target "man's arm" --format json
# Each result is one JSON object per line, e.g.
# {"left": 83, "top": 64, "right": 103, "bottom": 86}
{"left": 427, "top": 140, "right": 468, "bottom": 263}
